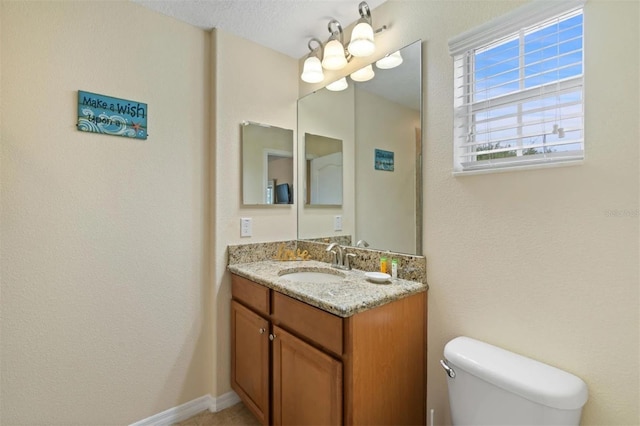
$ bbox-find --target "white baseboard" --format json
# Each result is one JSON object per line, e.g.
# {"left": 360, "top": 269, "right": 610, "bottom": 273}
{"left": 130, "top": 391, "right": 240, "bottom": 426}
{"left": 213, "top": 390, "right": 241, "bottom": 412}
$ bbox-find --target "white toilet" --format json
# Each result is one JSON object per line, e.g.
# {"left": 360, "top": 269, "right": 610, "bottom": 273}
{"left": 441, "top": 336, "right": 588, "bottom": 425}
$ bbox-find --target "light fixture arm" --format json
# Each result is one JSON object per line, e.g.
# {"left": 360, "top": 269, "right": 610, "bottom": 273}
{"left": 307, "top": 37, "right": 323, "bottom": 57}
{"left": 358, "top": 1, "right": 372, "bottom": 25}
{"left": 357, "top": 2, "right": 387, "bottom": 34}
{"left": 327, "top": 19, "right": 344, "bottom": 45}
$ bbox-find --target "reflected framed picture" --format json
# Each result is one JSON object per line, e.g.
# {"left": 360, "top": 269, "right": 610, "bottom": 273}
{"left": 374, "top": 149, "right": 394, "bottom": 171}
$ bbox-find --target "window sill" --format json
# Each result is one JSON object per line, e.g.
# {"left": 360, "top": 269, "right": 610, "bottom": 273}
{"left": 453, "top": 158, "right": 584, "bottom": 177}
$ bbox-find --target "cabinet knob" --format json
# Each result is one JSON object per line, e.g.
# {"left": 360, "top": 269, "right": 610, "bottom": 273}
{"left": 269, "top": 333, "right": 277, "bottom": 341}
{"left": 259, "top": 328, "right": 266, "bottom": 334}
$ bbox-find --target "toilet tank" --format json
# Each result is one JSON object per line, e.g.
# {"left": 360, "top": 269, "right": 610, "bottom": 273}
{"left": 442, "top": 336, "right": 588, "bottom": 426}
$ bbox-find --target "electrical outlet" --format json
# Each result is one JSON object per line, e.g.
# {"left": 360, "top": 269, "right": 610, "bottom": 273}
{"left": 334, "top": 215, "right": 342, "bottom": 231}
{"left": 240, "top": 217, "right": 252, "bottom": 237}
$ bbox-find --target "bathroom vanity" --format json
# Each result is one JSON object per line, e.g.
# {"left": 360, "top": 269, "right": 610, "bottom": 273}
{"left": 229, "top": 260, "right": 427, "bottom": 425}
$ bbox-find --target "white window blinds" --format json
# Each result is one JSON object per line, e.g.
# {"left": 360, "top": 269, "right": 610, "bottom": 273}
{"left": 449, "top": 1, "right": 585, "bottom": 174}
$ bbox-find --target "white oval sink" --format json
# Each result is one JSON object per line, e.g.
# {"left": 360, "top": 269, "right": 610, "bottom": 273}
{"left": 279, "top": 270, "right": 344, "bottom": 283}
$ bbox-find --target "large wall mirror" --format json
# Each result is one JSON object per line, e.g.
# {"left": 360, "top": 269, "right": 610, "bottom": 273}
{"left": 297, "top": 40, "right": 422, "bottom": 254}
{"left": 242, "top": 122, "right": 294, "bottom": 205}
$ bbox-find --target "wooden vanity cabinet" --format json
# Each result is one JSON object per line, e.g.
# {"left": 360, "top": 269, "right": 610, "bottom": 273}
{"left": 230, "top": 273, "right": 427, "bottom": 425}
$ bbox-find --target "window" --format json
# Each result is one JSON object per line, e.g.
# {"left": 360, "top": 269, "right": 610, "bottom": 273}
{"left": 449, "top": 1, "right": 585, "bottom": 174}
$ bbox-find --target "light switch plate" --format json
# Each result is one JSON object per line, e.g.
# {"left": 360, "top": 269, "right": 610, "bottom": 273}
{"left": 240, "top": 217, "right": 252, "bottom": 237}
{"left": 334, "top": 215, "right": 342, "bottom": 231}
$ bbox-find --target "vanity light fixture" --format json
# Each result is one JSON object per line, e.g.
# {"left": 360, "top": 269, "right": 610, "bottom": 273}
{"left": 350, "top": 64, "right": 375, "bottom": 82}
{"left": 348, "top": 2, "right": 375, "bottom": 57}
{"left": 300, "top": 1, "right": 390, "bottom": 84}
{"left": 301, "top": 38, "right": 325, "bottom": 83}
{"left": 376, "top": 50, "right": 403, "bottom": 69}
{"left": 322, "top": 20, "right": 348, "bottom": 70}
{"left": 326, "top": 77, "right": 349, "bottom": 91}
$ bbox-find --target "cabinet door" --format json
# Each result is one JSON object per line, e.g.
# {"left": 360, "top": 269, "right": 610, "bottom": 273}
{"left": 231, "top": 301, "right": 270, "bottom": 425}
{"left": 272, "top": 325, "right": 342, "bottom": 426}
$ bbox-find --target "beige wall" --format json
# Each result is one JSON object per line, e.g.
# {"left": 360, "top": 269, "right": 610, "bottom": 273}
{"left": 299, "top": 1, "right": 638, "bottom": 424}
{"left": 212, "top": 28, "right": 298, "bottom": 398}
{"left": 1, "top": 3, "right": 298, "bottom": 423}
{"left": 1, "top": 1, "right": 211, "bottom": 424}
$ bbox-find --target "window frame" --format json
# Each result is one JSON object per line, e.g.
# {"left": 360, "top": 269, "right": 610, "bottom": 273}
{"left": 449, "top": 0, "right": 586, "bottom": 175}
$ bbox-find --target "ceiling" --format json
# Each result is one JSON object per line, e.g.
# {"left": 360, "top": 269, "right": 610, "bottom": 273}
{"left": 130, "top": 0, "right": 388, "bottom": 59}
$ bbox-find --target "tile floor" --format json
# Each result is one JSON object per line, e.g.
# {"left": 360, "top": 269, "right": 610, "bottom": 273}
{"left": 175, "top": 403, "right": 259, "bottom": 426}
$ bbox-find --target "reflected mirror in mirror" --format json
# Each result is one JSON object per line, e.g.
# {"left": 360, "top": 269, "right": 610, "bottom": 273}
{"left": 305, "top": 133, "right": 343, "bottom": 206}
{"left": 242, "top": 122, "right": 294, "bottom": 205}
{"left": 297, "top": 40, "right": 422, "bottom": 254}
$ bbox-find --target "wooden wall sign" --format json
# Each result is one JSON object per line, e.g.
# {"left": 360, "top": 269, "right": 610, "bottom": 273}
{"left": 77, "top": 90, "right": 147, "bottom": 140}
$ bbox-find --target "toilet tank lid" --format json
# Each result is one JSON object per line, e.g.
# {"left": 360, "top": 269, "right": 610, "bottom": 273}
{"left": 444, "top": 336, "right": 588, "bottom": 410}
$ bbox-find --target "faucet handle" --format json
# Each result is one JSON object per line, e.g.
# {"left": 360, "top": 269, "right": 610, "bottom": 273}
{"left": 328, "top": 249, "right": 338, "bottom": 265}
{"left": 344, "top": 253, "right": 356, "bottom": 270}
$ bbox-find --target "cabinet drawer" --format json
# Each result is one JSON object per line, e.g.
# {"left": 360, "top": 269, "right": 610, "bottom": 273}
{"left": 232, "top": 274, "right": 270, "bottom": 316}
{"left": 272, "top": 292, "right": 343, "bottom": 357}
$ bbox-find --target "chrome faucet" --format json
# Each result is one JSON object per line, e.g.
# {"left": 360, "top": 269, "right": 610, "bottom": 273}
{"left": 326, "top": 243, "right": 343, "bottom": 268}
{"left": 326, "top": 243, "right": 354, "bottom": 270}
{"left": 356, "top": 239, "right": 369, "bottom": 248}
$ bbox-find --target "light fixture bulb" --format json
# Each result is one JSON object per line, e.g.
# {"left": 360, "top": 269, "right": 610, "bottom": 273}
{"left": 350, "top": 64, "right": 375, "bottom": 82}
{"left": 348, "top": 21, "right": 375, "bottom": 57}
{"left": 326, "top": 77, "right": 348, "bottom": 92}
{"left": 301, "top": 56, "right": 324, "bottom": 83}
{"left": 322, "top": 39, "right": 347, "bottom": 70}
{"left": 376, "top": 51, "right": 403, "bottom": 69}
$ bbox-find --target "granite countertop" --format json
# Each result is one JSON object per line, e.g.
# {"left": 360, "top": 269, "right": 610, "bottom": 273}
{"left": 228, "top": 260, "right": 428, "bottom": 318}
